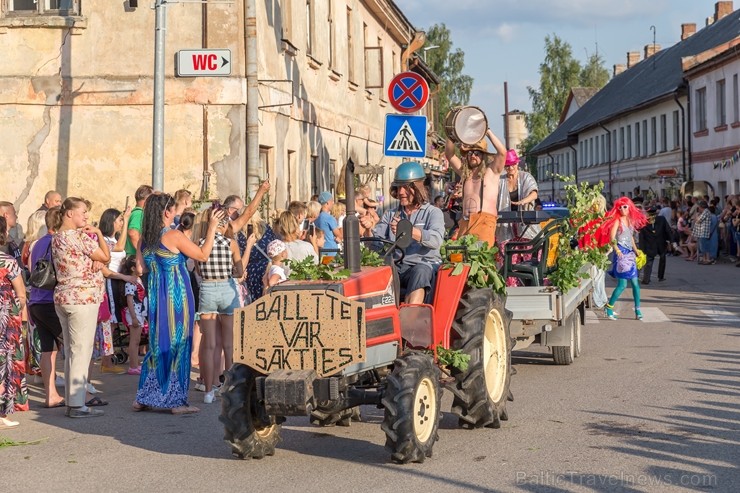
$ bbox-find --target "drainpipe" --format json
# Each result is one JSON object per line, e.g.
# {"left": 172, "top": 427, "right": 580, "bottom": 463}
{"left": 599, "top": 123, "right": 612, "bottom": 201}
{"left": 546, "top": 152, "right": 556, "bottom": 201}
{"left": 245, "top": 0, "right": 260, "bottom": 197}
{"left": 401, "top": 31, "right": 426, "bottom": 72}
{"left": 568, "top": 144, "right": 578, "bottom": 184}
{"left": 686, "top": 86, "right": 693, "bottom": 181}
{"left": 674, "top": 92, "right": 687, "bottom": 182}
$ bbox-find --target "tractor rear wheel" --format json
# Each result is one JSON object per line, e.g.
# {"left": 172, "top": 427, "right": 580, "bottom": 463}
{"left": 449, "top": 289, "right": 512, "bottom": 429}
{"left": 381, "top": 352, "right": 442, "bottom": 464}
{"left": 219, "top": 364, "right": 281, "bottom": 459}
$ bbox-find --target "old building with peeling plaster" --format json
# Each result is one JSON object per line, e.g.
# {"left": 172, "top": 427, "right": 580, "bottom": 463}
{"left": 1, "top": 0, "right": 439, "bottom": 228}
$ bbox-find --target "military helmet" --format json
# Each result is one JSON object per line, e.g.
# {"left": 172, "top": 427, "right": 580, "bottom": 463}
{"left": 392, "top": 161, "right": 426, "bottom": 185}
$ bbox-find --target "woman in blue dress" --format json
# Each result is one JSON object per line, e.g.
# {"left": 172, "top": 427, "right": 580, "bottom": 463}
{"left": 601, "top": 197, "right": 648, "bottom": 321}
{"left": 132, "top": 194, "right": 224, "bottom": 414}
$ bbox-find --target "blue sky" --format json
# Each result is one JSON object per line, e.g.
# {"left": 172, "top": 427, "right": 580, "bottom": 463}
{"left": 395, "top": 0, "right": 721, "bottom": 142}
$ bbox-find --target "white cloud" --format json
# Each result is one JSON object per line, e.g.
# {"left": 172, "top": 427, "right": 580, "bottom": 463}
{"left": 492, "top": 23, "right": 517, "bottom": 43}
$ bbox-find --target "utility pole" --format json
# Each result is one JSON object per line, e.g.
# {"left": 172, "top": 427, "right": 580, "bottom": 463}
{"left": 152, "top": 0, "right": 167, "bottom": 191}
{"left": 503, "top": 81, "right": 510, "bottom": 150}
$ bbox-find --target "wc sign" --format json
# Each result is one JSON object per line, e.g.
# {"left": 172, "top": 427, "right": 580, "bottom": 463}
{"left": 176, "top": 49, "right": 231, "bottom": 77}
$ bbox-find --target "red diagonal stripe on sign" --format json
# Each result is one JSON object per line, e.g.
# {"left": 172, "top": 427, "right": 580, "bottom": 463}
{"left": 397, "top": 79, "right": 423, "bottom": 106}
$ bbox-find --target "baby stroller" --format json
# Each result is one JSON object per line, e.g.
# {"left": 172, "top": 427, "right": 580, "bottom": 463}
{"left": 111, "top": 312, "right": 149, "bottom": 364}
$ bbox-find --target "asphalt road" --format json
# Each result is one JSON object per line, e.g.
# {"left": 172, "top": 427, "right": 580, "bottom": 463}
{"left": 3, "top": 255, "right": 738, "bottom": 493}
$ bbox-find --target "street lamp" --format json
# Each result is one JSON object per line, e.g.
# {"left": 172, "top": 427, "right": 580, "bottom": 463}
{"left": 422, "top": 45, "right": 440, "bottom": 63}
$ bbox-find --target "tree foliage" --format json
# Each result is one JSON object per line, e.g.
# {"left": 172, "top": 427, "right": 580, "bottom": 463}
{"left": 522, "top": 34, "right": 610, "bottom": 179}
{"left": 423, "top": 24, "right": 474, "bottom": 135}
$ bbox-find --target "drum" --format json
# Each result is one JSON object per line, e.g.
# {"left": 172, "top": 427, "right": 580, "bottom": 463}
{"left": 444, "top": 106, "right": 488, "bottom": 145}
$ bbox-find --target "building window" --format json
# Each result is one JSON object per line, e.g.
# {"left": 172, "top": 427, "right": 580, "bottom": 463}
{"left": 311, "top": 155, "right": 320, "bottom": 196}
{"left": 650, "top": 117, "right": 657, "bottom": 154}
{"left": 306, "top": 1, "right": 314, "bottom": 56}
{"left": 589, "top": 138, "right": 594, "bottom": 167}
{"left": 594, "top": 136, "right": 599, "bottom": 165}
{"left": 327, "top": 0, "right": 335, "bottom": 69}
{"left": 672, "top": 110, "right": 680, "bottom": 149}
{"left": 626, "top": 125, "right": 632, "bottom": 159}
{"left": 347, "top": 7, "right": 355, "bottom": 83}
{"left": 611, "top": 130, "right": 617, "bottom": 161}
{"left": 635, "top": 122, "right": 641, "bottom": 157}
{"left": 733, "top": 74, "right": 739, "bottom": 123}
{"left": 716, "top": 79, "right": 726, "bottom": 126}
{"left": 601, "top": 134, "right": 606, "bottom": 163}
{"left": 695, "top": 87, "right": 707, "bottom": 131}
{"left": 641, "top": 120, "right": 647, "bottom": 156}
{"left": 618, "top": 127, "right": 625, "bottom": 160}
{"left": 660, "top": 114, "right": 667, "bottom": 152}
{"left": 5, "top": 0, "right": 79, "bottom": 15}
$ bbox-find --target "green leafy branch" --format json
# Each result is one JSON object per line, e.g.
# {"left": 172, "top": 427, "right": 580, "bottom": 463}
{"left": 286, "top": 256, "right": 350, "bottom": 281}
{"left": 440, "top": 235, "right": 506, "bottom": 294}
{"left": 435, "top": 345, "right": 470, "bottom": 372}
{"left": 547, "top": 176, "right": 610, "bottom": 292}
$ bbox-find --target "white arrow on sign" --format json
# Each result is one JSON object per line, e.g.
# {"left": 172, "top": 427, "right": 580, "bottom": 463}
{"left": 177, "top": 49, "right": 232, "bottom": 77}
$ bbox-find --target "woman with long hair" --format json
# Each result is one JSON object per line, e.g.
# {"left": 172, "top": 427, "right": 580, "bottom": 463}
{"left": 51, "top": 198, "right": 110, "bottom": 418}
{"left": 599, "top": 197, "right": 648, "bottom": 321}
{"left": 0, "top": 217, "right": 28, "bottom": 428}
{"left": 132, "top": 193, "right": 223, "bottom": 414}
{"left": 23, "top": 209, "right": 49, "bottom": 384}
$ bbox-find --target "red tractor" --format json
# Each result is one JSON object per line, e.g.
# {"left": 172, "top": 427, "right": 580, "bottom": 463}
{"left": 220, "top": 160, "right": 512, "bottom": 463}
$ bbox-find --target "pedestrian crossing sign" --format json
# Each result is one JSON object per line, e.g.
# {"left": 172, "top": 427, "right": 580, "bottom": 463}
{"left": 383, "top": 114, "right": 427, "bottom": 158}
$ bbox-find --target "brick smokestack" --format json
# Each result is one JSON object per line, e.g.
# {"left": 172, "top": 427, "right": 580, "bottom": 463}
{"left": 681, "top": 23, "right": 696, "bottom": 40}
{"left": 715, "top": 1, "right": 734, "bottom": 21}
{"left": 614, "top": 64, "right": 626, "bottom": 76}
{"left": 627, "top": 51, "right": 641, "bottom": 68}
{"left": 644, "top": 44, "right": 661, "bottom": 58}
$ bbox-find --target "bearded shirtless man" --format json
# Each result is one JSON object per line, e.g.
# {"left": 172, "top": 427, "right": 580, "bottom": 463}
{"left": 445, "top": 129, "right": 506, "bottom": 247}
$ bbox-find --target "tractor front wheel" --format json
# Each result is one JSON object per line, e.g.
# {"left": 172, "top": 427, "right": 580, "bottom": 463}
{"left": 219, "top": 364, "right": 282, "bottom": 459}
{"left": 449, "top": 289, "right": 512, "bottom": 429}
{"left": 381, "top": 352, "right": 442, "bottom": 464}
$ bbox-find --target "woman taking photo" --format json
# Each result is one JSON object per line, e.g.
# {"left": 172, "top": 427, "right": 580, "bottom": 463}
{"left": 0, "top": 217, "right": 27, "bottom": 428}
{"left": 133, "top": 194, "right": 223, "bottom": 415}
{"left": 51, "top": 198, "right": 110, "bottom": 418}
{"left": 599, "top": 197, "right": 647, "bottom": 321}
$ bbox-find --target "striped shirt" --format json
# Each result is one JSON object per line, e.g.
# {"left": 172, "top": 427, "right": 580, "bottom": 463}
{"left": 198, "top": 233, "right": 234, "bottom": 280}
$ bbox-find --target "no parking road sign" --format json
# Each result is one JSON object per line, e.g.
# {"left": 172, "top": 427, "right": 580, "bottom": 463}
{"left": 384, "top": 114, "right": 427, "bottom": 158}
{"left": 388, "top": 72, "right": 429, "bottom": 113}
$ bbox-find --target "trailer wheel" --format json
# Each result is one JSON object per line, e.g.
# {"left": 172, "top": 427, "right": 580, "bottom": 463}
{"left": 219, "top": 364, "right": 281, "bottom": 459}
{"left": 551, "top": 314, "right": 577, "bottom": 365}
{"left": 449, "top": 289, "right": 513, "bottom": 429}
{"left": 381, "top": 352, "right": 442, "bottom": 464}
{"left": 573, "top": 311, "right": 582, "bottom": 358}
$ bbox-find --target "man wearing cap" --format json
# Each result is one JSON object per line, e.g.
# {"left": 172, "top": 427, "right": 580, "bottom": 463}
{"left": 445, "top": 128, "right": 507, "bottom": 247}
{"left": 355, "top": 186, "right": 380, "bottom": 237}
{"left": 639, "top": 206, "right": 672, "bottom": 284}
{"left": 370, "top": 161, "right": 445, "bottom": 305}
{"left": 314, "top": 191, "right": 342, "bottom": 255}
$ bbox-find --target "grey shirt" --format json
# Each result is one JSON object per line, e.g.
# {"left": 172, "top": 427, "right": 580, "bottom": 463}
{"left": 373, "top": 203, "right": 445, "bottom": 266}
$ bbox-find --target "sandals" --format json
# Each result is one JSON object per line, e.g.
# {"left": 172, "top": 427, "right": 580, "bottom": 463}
{"left": 43, "top": 400, "right": 66, "bottom": 408}
{"left": 85, "top": 397, "right": 109, "bottom": 407}
{"left": 604, "top": 304, "right": 618, "bottom": 320}
{"left": 636, "top": 309, "right": 643, "bottom": 321}
{"left": 0, "top": 417, "right": 20, "bottom": 429}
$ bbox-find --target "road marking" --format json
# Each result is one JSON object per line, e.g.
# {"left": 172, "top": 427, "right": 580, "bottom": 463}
{"left": 638, "top": 307, "right": 670, "bottom": 323}
{"left": 700, "top": 308, "right": 740, "bottom": 325}
{"left": 587, "top": 307, "right": 670, "bottom": 323}
{"left": 586, "top": 310, "right": 601, "bottom": 324}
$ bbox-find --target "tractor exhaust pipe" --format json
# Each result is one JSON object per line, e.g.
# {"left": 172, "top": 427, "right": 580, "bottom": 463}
{"left": 344, "top": 158, "right": 361, "bottom": 273}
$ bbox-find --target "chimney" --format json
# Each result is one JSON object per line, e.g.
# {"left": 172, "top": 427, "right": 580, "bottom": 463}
{"left": 644, "top": 44, "right": 661, "bottom": 58}
{"left": 681, "top": 23, "right": 697, "bottom": 40}
{"left": 614, "top": 64, "right": 626, "bottom": 76}
{"left": 715, "top": 1, "right": 734, "bottom": 21}
{"left": 627, "top": 51, "right": 641, "bottom": 68}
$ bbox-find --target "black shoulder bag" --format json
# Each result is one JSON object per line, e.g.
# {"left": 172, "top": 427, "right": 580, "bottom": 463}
{"left": 29, "top": 242, "right": 57, "bottom": 290}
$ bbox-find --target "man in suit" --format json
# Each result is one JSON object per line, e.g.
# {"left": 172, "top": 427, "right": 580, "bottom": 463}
{"left": 639, "top": 206, "right": 673, "bottom": 284}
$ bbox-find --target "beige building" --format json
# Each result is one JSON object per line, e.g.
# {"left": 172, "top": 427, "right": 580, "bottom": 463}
{"left": 0, "top": 0, "right": 435, "bottom": 226}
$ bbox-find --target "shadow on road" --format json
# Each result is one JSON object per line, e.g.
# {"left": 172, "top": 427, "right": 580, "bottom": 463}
{"left": 555, "top": 348, "right": 740, "bottom": 491}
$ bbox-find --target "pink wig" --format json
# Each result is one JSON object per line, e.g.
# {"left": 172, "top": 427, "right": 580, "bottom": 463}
{"left": 594, "top": 197, "right": 647, "bottom": 246}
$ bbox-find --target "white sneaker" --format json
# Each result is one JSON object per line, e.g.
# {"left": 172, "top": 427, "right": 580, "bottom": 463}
{"left": 85, "top": 383, "right": 102, "bottom": 394}
{"left": 204, "top": 391, "right": 215, "bottom": 404}
{"left": 194, "top": 382, "right": 206, "bottom": 392}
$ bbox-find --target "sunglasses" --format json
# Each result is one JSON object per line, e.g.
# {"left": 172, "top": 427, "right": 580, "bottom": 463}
{"left": 462, "top": 150, "right": 483, "bottom": 158}
{"left": 619, "top": 205, "right": 630, "bottom": 210}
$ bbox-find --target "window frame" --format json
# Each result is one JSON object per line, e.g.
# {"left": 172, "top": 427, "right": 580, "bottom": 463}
{"left": 4, "top": 0, "right": 80, "bottom": 17}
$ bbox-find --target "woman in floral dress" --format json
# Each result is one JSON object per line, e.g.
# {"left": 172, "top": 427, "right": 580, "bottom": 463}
{"left": 1, "top": 216, "right": 27, "bottom": 429}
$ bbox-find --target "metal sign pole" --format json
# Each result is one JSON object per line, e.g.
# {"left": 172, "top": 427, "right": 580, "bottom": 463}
{"left": 152, "top": 0, "right": 167, "bottom": 191}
